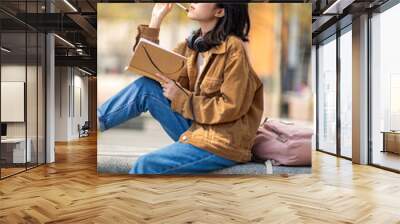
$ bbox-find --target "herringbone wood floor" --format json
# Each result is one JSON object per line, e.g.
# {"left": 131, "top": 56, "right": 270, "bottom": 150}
{"left": 1, "top": 134, "right": 400, "bottom": 224}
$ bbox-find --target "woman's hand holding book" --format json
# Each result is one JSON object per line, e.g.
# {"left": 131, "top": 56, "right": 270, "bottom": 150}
{"left": 154, "top": 72, "right": 184, "bottom": 101}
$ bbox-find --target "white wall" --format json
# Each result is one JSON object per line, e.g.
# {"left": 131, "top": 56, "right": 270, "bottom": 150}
{"left": 71, "top": 73, "right": 89, "bottom": 138}
{"left": 55, "top": 67, "right": 69, "bottom": 141}
{"left": 1, "top": 66, "right": 26, "bottom": 126}
{"left": 54, "top": 67, "right": 89, "bottom": 141}
{"left": 1, "top": 65, "right": 39, "bottom": 138}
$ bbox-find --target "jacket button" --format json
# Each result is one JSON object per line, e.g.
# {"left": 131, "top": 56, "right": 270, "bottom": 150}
{"left": 182, "top": 135, "right": 188, "bottom": 142}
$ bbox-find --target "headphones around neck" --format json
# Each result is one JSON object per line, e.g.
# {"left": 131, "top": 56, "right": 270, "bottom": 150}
{"left": 186, "top": 31, "right": 212, "bottom": 53}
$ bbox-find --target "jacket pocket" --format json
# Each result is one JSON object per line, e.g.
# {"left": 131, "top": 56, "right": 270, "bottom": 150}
{"left": 200, "top": 78, "right": 223, "bottom": 96}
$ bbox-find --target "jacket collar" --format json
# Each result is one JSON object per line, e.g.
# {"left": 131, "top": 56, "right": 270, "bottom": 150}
{"left": 186, "top": 39, "right": 227, "bottom": 91}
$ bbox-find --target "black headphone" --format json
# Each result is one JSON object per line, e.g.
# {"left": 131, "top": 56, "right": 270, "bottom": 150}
{"left": 186, "top": 31, "right": 212, "bottom": 53}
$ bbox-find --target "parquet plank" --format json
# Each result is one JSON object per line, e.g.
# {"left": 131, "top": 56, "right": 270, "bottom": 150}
{"left": 0, "top": 135, "right": 399, "bottom": 223}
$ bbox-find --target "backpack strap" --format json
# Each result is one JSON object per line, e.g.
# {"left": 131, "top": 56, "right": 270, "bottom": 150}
{"left": 265, "top": 160, "right": 273, "bottom": 174}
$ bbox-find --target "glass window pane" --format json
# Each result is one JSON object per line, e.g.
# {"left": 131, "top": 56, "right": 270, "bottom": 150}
{"left": 26, "top": 0, "right": 39, "bottom": 169}
{"left": 371, "top": 4, "right": 400, "bottom": 171}
{"left": 38, "top": 32, "right": 45, "bottom": 165}
{"left": 1, "top": 31, "right": 28, "bottom": 177}
{"left": 318, "top": 36, "right": 337, "bottom": 154}
{"left": 340, "top": 29, "right": 352, "bottom": 158}
{"left": 1, "top": 1, "right": 46, "bottom": 179}
{"left": 27, "top": 31, "right": 38, "bottom": 169}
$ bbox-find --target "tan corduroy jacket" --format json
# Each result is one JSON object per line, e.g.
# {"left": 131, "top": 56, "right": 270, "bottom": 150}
{"left": 133, "top": 24, "right": 264, "bottom": 162}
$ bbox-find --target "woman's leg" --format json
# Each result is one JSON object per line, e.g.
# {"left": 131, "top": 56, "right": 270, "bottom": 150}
{"left": 129, "top": 142, "right": 237, "bottom": 174}
{"left": 97, "top": 76, "right": 192, "bottom": 141}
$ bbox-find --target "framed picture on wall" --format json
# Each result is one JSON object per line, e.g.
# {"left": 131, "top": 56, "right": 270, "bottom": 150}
{"left": 1, "top": 81, "right": 25, "bottom": 122}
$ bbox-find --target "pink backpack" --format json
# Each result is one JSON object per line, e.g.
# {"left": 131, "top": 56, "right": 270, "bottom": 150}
{"left": 251, "top": 118, "right": 313, "bottom": 166}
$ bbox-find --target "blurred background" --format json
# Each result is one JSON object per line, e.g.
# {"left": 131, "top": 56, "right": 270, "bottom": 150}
{"left": 97, "top": 3, "right": 312, "bottom": 171}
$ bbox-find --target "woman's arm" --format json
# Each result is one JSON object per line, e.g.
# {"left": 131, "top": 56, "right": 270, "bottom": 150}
{"left": 131, "top": 4, "right": 189, "bottom": 89}
{"left": 132, "top": 3, "right": 173, "bottom": 51}
{"left": 132, "top": 24, "right": 160, "bottom": 51}
{"left": 170, "top": 44, "right": 258, "bottom": 125}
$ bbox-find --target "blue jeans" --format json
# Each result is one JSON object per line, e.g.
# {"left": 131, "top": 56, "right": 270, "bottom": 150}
{"left": 97, "top": 76, "right": 237, "bottom": 174}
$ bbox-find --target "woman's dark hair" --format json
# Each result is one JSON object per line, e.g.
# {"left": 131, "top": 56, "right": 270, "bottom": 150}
{"left": 194, "top": 3, "right": 250, "bottom": 49}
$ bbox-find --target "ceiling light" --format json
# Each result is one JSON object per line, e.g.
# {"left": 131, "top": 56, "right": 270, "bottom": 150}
{"left": 54, "top": 34, "right": 75, "bottom": 48}
{"left": 63, "top": 0, "right": 78, "bottom": 12}
{"left": 322, "top": 0, "right": 355, "bottom": 15}
{"left": 78, "top": 67, "right": 92, "bottom": 76}
{"left": 1, "top": 47, "right": 11, "bottom": 53}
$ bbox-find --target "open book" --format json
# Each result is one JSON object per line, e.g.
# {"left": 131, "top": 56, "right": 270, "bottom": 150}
{"left": 126, "top": 38, "right": 187, "bottom": 83}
